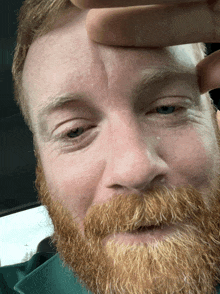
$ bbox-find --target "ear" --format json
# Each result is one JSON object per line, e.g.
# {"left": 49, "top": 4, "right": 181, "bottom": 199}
{"left": 216, "top": 110, "right": 220, "bottom": 130}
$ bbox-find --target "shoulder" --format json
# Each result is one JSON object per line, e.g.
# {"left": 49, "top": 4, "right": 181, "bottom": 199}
{"left": 0, "top": 252, "right": 56, "bottom": 293}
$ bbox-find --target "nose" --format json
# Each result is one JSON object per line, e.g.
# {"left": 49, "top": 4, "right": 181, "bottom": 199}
{"left": 102, "top": 112, "right": 168, "bottom": 192}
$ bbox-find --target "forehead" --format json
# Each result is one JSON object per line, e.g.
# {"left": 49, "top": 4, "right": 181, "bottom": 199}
{"left": 22, "top": 8, "right": 198, "bottom": 124}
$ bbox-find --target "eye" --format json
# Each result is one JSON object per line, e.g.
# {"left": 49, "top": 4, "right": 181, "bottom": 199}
{"left": 156, "top": 105, "right": 176, "bottom": 115}
{"left": 54, "top": 123, "right": 98, "bottom": 151}
{"left": 58, "top": 124, "right": 97, "bottom": 144}
{"left": 66, "top": 127, "right": 85, "bottom": 139}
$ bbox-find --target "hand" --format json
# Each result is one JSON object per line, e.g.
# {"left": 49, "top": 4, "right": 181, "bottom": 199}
{"left": 70, "top": 0, "right": 220, "bottom": 94}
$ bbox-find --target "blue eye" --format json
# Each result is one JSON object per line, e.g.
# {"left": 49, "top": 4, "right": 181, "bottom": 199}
{"left": 156, "top": 106, "right": 176, "bottom": 114}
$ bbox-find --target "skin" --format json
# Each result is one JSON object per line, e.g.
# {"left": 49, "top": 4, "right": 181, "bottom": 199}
{"left": 23, "top": 8, "right": 220, "bottom": 294}
{"left": 71, "top": 0, "right": 220, "bottom": 94}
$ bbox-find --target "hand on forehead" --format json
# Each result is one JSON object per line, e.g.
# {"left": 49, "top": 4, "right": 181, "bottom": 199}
{"left": 70, "top": 0, "right": 220, "bottom": 94}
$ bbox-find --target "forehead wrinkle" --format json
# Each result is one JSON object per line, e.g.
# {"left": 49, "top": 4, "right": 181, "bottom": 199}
{"left": 23, "top": 7, "right": 201, "bottom": 140}
{"left": 96, "top": 46, "right": 110, "bottom": 90}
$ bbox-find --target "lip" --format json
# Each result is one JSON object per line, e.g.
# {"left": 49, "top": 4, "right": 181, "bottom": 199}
{"left": 102, "top": 223, "right": 180, "bottom": 246}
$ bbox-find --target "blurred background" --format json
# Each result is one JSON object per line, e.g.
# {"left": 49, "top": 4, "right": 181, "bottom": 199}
{"left": 0, "top": 0, "right": 220, "bottom": 238}
{"left": 1, "top": 0, "right": 42, "bottom": 220}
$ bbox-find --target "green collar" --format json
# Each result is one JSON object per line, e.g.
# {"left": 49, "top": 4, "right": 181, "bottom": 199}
{"left": 14, "top": 253, "right": 92, "bottom": 294}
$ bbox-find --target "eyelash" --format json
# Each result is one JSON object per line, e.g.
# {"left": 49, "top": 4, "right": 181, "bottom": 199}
{"left": 57, "top": 104, "right": 186, "bottom": 144}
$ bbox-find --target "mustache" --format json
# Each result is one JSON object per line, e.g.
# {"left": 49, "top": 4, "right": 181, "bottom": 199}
{"left": 83, "top": 185, "right": 210, "bottom": 241}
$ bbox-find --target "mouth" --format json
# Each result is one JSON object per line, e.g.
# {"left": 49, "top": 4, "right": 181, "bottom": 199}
{"left": 138, "top": 225, "right": 159, "bottom": 230}
{"left": 102, "top": 223, "right": 178, "bottom": 246}
{"left": 130, "top": 224, "right": 163, "bottom": 233}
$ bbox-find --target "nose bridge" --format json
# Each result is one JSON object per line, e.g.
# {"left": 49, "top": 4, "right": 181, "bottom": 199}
{"left": 104, "top": 111, "right": 166, "bottom": 190}
{"left": 111, "top": 112, "right": 148, "bottom": 160}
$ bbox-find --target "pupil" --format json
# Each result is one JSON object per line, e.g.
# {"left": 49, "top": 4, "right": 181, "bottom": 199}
{"left": 157, "top": 106, "right": 175, "bottom": 114}
{"left": 68, "top": 128, "right": 84, "bottom": 138}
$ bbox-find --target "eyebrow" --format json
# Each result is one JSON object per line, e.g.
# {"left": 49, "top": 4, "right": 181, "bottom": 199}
{"left": 37, "top": 66, "right": 197, "bottom": 138}
{"left": 133, "top": 66, "right": 197, "bottom": 100}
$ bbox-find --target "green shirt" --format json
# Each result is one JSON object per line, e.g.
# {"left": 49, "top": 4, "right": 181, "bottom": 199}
{"left": 1, "top": 252, "right": 220, "bottom": 294}
{"left": 0, "top": 252, "right": 92, "bottom": 294}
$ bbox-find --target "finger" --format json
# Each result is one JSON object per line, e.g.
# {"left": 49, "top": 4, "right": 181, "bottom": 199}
{"left": 70, "top": 0, "right": 203, "bottom": 9}
{"left": 196, "top": 50, "right": 220, "bottom": 94}
{"left": 216, "top": 110, "right": 220, "bottom": 128}
{"left": 86, "top": 2, "right": 217, "bottom": 47}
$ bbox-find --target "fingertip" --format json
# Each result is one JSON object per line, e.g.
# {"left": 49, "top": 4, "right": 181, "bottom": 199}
{"left": 86, "top": 10, "right": 102, "bottom": 43}
{"left": 196, "top": 50, "right": 220, "bottom": 94}
{"left": 70, "top": 0, "right": 89, "bottom": 9}
{"left": 86, "top": 9, "right": 122, "bottom": 45}
{"left": 216, "top": 110, "right": 220, "bottom": 129}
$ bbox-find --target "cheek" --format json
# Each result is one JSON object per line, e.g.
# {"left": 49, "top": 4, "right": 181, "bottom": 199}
{"left": 42, "top": 152, "right": 104, "bottom": 219}
{"left": 161, "top": 127, "right": 217, "bottom": 187}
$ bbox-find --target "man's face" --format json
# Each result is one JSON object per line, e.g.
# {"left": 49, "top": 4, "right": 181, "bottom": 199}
{"left": 23, "top": 8, "right": 220, "bottom": 294}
